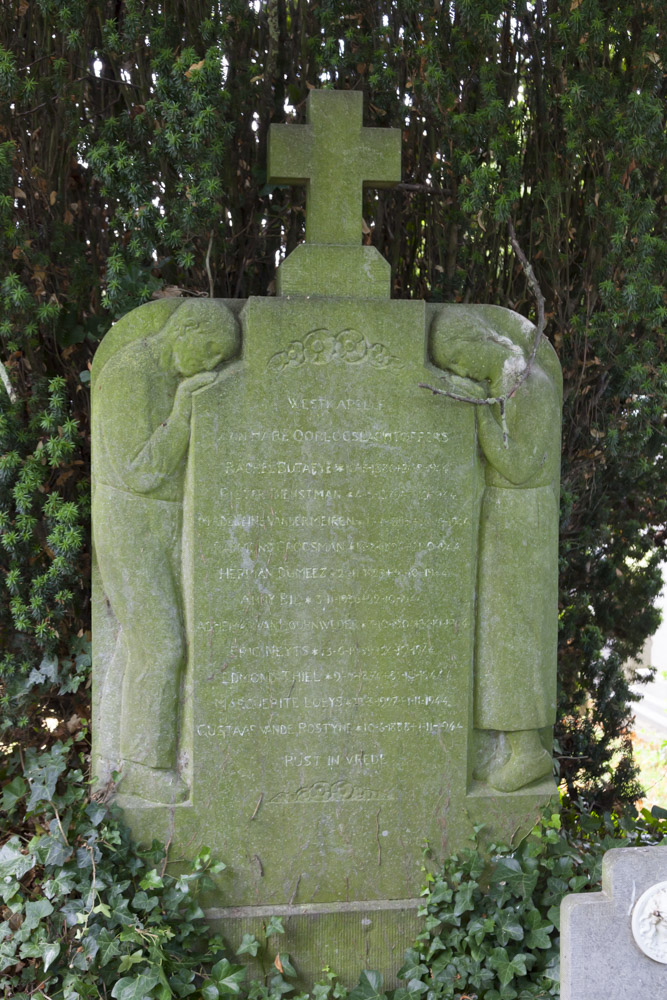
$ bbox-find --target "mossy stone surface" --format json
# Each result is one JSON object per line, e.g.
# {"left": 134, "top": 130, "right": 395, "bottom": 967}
{"left": 92, "top": 90, "right": 561, "bottom": 985}
{"left": 268, "top": 90, "right": 401, "bottom": 247}
{"left": 92, "top": 294, "right": 558, "bottom": 982}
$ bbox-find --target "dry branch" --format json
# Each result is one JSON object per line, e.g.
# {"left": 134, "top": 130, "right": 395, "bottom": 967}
{"left": 0, "top": 360, "right": 17, "bottom": 403}
{"left": 419, "top": 219, "right": 547, "bottom": 446}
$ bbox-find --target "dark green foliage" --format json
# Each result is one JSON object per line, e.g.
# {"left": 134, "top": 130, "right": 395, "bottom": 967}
{"left": 395, "top": 805, "right": 667, "bottom": 999}
{"left": 0, "top": 732, "right": 305, "bottom": 998}
{"left": 2, "top": 732, "right": 666, "bottom": 998}
{"left": 0, "top": 376, "right": 87, "bottom": 736}
{"left": 0, "top": 0, "right": 665, "bottom": 809}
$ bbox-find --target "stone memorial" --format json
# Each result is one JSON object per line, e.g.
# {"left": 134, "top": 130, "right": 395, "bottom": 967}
{"left": 561, "top": 845, "right": 667, "bottom": 998}
{"left": 92, "top": 89, "right": 561, "bottom": 983}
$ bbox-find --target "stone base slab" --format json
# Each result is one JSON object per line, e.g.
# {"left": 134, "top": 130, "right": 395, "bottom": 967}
{"left": 205, "top": 899, "right": 422, "bottom": 989}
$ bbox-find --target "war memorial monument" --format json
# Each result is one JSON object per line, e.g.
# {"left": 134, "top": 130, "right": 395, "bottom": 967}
{"left": 92, "top": 89, "right": 562, "bottom": 983}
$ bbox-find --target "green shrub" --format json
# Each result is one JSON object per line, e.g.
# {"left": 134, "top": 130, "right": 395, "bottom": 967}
{"left": 398, "top": 806, "right": 667, "bottom": 1000}
{"left": 2, "top": 731, "right": 666, "bottom": 1000}
{"left": 0, "top": 732, "right": 261, "bottom": 999}
{"left": 1, "top": 0, "right": 665, "bottom": 808}
{"left": 0, "top": 377, "right": 88, "bottom": 740}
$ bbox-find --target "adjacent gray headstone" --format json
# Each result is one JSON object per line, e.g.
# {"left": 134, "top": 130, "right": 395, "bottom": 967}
{"left": 560, "top": 845, "right": 667, "bottom": 999}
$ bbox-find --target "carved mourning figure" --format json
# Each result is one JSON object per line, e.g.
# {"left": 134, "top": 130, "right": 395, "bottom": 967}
{"left": 91, "top": 91, "right": 562, "bottom": 985}
{"left": 431, "top": 308, "right": 562, "bottom": 792}
{"left": 92, "top": 299, "right": 240, "bottom": 802}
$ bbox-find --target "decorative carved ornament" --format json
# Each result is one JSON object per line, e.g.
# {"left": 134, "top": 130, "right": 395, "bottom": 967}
{"left": 632, "top": 881, "right": 667, "bottom": 963}
{"left": 268, "top": 328, "right": 404, "bottom": 374}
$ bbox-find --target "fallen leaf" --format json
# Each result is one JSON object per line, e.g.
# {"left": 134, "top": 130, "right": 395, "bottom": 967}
{"left": 185, "top": 59, "right": 205, "bottom": 79}
{"left": 151, "top": 285, "right": 186, "bottom": 299}
{"left": 66, "top": 714, "right": 82, "bottom": 734}
{"left": 274, "top": 955, "right": 283, "bottom": 973}
{"left": 622, "top": 159, "right": 637, "bottom": 190}
{"left": 49, "top": 190, "right": 57, "bottom": 205}
{"left": 64, "top": 210, "right": 74, "bottom": 225}
{"left": 56, "top": 469, "right": 74, "bottom": 486}
{"left": 14, "top": 187, "right": 26, "bottom": 200}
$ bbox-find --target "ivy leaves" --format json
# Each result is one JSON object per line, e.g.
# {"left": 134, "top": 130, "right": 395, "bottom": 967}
{"left": 348, "top": 970, "right": 386, "bottom": 1000}
{"left": 398, "top": 808, "right": 667, "bottom": 1000}
{"left": 0, "top": 736, "right": 319, "bottom": 999}
{"left": 203, "top": 957, "right": 249, "bottom": 997}
{"left": 0, "top": 741, "right": 233, "bottom": 996}
{"left": 2, "top": 736, "right": 667, "bottom": 999}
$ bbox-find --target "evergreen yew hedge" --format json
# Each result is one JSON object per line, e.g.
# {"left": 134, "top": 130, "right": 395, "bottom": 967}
{"left": 1, "top": 1, "right": 666, "bottom": 995}
{"left": 0, "top": 0, "right": 665, "bottom": 880}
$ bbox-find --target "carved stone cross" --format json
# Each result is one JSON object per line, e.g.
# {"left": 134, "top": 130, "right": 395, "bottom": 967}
{"left": 268, "top": 89, "right": 401, "bottom": 246}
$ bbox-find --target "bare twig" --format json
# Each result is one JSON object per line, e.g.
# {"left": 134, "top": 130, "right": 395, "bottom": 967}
{"left": 250, "top": 792, "right": 263, "bottom": 820}
{"left": 0, "top": 361, "right": 17, "bottom": 403}
{"left": 159, "top": 832, "right": 173, "bottom": 877}
{"left": 418, "top": 382, "right": 503, "bottom": 408}
{"left": 12, "top": 77, "right": 88, "bottom": 116}
{"left": 88, "top": 842, "right": 96, "bottom": 902}
{"left": 90, "top": 74, "right": 142, "bottom": 90}
{"left": 507, "top": 219, "right": 546, "bottom": 392}
{"left": 13, "top": 72, "right": 141, "bottom": 117}
{"left": 162, "top": 830, "right": 198, "bottom": 864}
{"left": 419, "top": 218, "right": 547, "bottom": 448}
{"left": 289, "top": 873, "right": 301, "bottom": 905}
{"left": 417, "top": 382, "right": 510, "bottom": 445}
{"left": 397, "top": 182, "right": 453, "bottom": 197}
{"left": 205, "top": 230, "right": 214, "bottom": 298}
{"left": 91, "top": 775, "right": 117, "bottom": 804}
{"left": 53, "top": 804, "right": 70, "bottom": 847}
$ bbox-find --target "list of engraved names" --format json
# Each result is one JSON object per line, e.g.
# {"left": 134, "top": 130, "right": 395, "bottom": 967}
{"left": 196, "top": 386, "right": 471, "bottom": 790}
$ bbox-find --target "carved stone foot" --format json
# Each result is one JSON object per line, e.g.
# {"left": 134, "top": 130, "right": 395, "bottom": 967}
{"left": 488, "top": 747, "right": 552, "bottom": 793}
{"left": 119, "top": 761, "right": 188, "bottom": 804}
